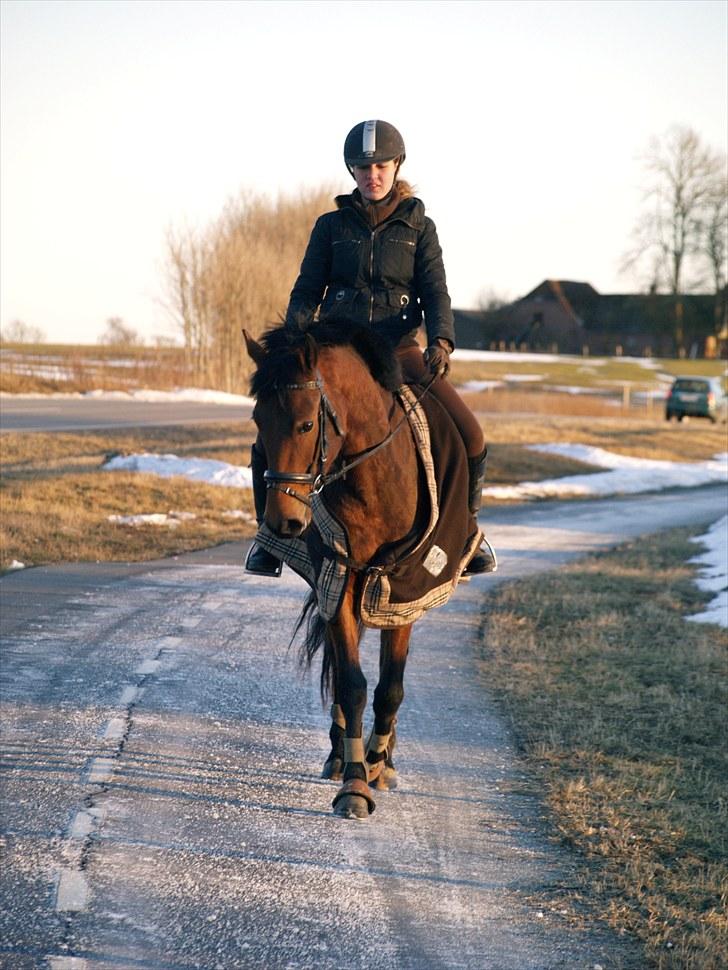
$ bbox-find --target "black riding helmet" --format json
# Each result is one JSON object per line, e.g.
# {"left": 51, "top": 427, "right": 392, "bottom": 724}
{"left": 344, "top": 120, "right": 406, "bottom": 176}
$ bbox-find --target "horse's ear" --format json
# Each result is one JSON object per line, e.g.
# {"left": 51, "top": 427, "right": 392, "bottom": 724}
{"left": 302, "top": 332, "right": 319, "bottom": 372}
{"left": 242, "top": 329, "right": 266, "bottom": 365}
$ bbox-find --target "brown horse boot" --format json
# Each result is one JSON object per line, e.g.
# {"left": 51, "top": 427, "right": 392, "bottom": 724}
{"left": 244, "top": 441, "right": 283, "bottom": 577}
{"left": 464, "top": 447, "right": 497, "bottom": 575}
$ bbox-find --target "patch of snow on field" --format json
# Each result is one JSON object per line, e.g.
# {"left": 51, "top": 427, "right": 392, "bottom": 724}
{"left": 687, "top": 516, "right": 728, "bottom": 628}
{"left": 483, "top": 445, "right": 728, "bottom": 500}
{"left": 107, "top": 511, "right": 197, "bottom": 528}
{"left": 452, "top": 350, "right": 563, "bottom": 363}
{"left": 104, "top": 453, "right": 253, "bottom": 488}
{"left": 1, "top": 387, "right": 254, "bottom": 405}
{"left": 85, "top": 387, "right": 253, "bottom": 405}
{"left": 458, "top": 379, "right": 504, "bottom": 392}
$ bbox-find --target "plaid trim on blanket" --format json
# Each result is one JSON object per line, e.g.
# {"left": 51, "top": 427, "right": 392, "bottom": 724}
{"left": 254, "top": 493, "right": 350, "bottom": 622}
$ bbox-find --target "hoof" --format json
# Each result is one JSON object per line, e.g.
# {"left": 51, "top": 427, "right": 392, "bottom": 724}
{"left": 332, "top": 778, "right": 375, "bottom": 818}
{"left": 321, "top": 756, "right": 343, "bottom": 781}
{"left": 370, "top": 764, "right": 397, "bottom": 791}
{"left": 334, "top": 794, "right": 370, "bottom": 819}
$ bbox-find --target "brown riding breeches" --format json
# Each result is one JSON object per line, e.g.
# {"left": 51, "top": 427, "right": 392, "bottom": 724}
{"left": 395, "top": 344, "right": 485, "bottom": 458}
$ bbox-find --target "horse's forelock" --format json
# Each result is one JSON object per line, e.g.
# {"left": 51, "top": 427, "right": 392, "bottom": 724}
{"left": 249, "top": 327, "right": 307, "bottom": 398}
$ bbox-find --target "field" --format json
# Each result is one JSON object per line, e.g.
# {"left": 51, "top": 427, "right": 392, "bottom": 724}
{"left": 480, "top": 528, "right": 727, "bottom": 969}
{"left": 0, "top": 342, "right": 189, "bottom": 393}
{"left": 2, "top": 339, "right": 726, "bottom": 401}
{"left": 1, "top": 341, "right": 726, "bottom": 572}
{"left": 2, "top": 410, "right": 726, "bottom": 573}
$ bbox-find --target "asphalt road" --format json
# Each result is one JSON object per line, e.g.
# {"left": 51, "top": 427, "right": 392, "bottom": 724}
{"left": 1, "top": 486, "right": 725, "bottom": 969}
{"left": 0, "top": 398, "right": 253, "bottom": 433}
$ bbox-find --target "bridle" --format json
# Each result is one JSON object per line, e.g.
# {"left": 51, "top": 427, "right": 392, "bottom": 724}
{"left": 263, "top": 369, "right": 343, "bottom": 508}
{"left": 263, "top": 367, "right": 437, "bottom": 510}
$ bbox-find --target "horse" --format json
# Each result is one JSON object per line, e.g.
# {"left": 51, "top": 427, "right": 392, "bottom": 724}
{"left": 244, "top": 323, "right": 472, "bottom": 819}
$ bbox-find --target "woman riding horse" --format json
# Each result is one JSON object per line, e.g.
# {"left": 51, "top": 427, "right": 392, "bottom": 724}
{"left": 246, "top": 119, "right": 497, "bottom": 578}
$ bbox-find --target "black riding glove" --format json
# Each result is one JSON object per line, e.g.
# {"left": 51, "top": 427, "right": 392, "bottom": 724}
{"left": 424, "top": 339, "right": 452, "bottom": 378}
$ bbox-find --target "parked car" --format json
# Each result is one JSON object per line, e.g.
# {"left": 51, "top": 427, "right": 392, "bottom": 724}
{"left": 665, "top": 376, "right": 728, "bottom": 423}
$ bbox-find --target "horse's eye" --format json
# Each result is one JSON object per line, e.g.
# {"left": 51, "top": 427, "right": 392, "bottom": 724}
{"left": 298, "top": 421, "right": 314, "bottom": 434}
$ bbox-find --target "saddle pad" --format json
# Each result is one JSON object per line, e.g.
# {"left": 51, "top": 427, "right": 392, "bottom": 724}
{"left": 358, "top": 385, "right": 481, "bottom": 626}
{"left": 252, "top": 384, "right": 481, "bottom": 628}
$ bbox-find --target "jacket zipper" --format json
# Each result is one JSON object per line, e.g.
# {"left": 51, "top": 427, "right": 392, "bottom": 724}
{"left": 368, "top": 229, "right": 376, "bottom": 324}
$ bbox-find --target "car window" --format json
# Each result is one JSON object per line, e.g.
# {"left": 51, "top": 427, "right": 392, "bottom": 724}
{"left": 673, "top": 379, "right": 710, "bottom": 392}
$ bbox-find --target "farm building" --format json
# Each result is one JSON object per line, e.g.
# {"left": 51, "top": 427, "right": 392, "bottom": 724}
{"left": 454, "top": 279, "right": 726, "bottom": 358}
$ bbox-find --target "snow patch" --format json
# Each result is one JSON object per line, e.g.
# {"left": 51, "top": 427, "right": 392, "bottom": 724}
{"left": 104, "top": 453, "right": 253, "bottom": 488}
{"left": 84, "top": 387, "right": 253, "bottom": 405}
{"left": 222, "top": 509, "right": 255, "bottom": 521}
{"left": 107, "top": 510, "right": 198, "bottom": 528}
{"left": 458, "top": 379, "right": 504, "bottom": 392}
{"left": 483, "top": 446, "right": 728, "bottom": 500}
{"left": 1, "top": 387, "right": 254, "bottom": 405}
{"left": 687, "top": 516, "right": 728, "bottom": 628}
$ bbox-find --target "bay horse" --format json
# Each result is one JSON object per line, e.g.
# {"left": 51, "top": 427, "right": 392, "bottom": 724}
{"left": 244, "top": 323, "right": 446, "bottom": 819}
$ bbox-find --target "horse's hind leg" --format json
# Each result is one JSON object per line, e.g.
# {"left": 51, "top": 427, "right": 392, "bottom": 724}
{"left": 367, "top": 625, "right": 412, "bottom": 790}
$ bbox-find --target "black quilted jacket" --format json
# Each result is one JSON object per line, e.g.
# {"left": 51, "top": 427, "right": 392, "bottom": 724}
{"left": 285, "top": 193, "right": 456, "bottom": 348}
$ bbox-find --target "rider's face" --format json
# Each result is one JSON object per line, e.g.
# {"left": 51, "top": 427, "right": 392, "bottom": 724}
{"left": 353, "top": 159, "right": 397, "bottom": 201}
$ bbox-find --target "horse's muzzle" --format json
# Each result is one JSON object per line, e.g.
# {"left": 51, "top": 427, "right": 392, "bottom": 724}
{"left": 266, "top": 511, "right": 308, "bottom": 540}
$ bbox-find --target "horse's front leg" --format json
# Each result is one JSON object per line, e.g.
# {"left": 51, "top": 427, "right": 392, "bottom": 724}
{"left": 329, "top": 584, "right": 375, "bottom": 819}
{"left": 367, "top": 625, "right": 412, "bottom": 790}
{"left": 321, "top": 699, "right": 345, "bottom": 781}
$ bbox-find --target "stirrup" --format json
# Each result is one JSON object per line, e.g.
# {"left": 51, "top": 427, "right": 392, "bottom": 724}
{"left": 245, "top": 542, "right": 282, "bottom": 577}
{"left": 464, "top": 537, "right": 497, "bottom": 575}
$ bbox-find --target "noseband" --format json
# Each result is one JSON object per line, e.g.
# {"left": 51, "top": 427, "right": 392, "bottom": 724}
{"left": 263, "top": 369, "right": 343, "bottom": 508}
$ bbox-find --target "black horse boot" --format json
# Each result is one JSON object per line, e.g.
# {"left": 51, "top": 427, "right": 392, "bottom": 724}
{"left": 244, "top": 441, "right": 283, "bottom": 577}
{"left": 464, "top": 447, "right": 497, "bottom": 575}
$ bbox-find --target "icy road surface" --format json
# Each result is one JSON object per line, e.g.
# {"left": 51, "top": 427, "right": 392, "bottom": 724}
{"left": 1, "top": 486, "right": 725, "bottom": 969}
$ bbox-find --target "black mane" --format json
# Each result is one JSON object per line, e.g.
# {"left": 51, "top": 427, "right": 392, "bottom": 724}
{"left": 250, "top": 323, "right": 402, "bottom": 397}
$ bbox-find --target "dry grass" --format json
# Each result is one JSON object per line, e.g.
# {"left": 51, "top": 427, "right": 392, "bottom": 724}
{"left": 465, "top": 387, "right": 641, "bottom": 418}
{"left": 450, "top": 356, "right": 727, "bottom": 387}
{"left": 1, "top": 473, "right": 256, "bottom": 569}
{"left": 479, "top": 529, "right": 728, "bottom": 969}
{"left": 480, "top": 413, "right": 727, "bottom": 463}
{"left": 0, "top": 423, "right": 258, "bottom": 571}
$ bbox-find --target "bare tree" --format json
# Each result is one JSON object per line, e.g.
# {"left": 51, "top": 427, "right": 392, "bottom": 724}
{"left": 700, "top": 171, "right": 728, "bottom": 331}
{"left": 98, "top": 317, "right": 143, "bottom": 347}
{"left": 477, "top": 287, "right": 510, "bottom": 312}
{"left": 165, "top": 185, "right": 335, "bottom": 392}
{"left": 622, "top": 125, "right": 725, "bottom": 347}
{"left": 0, "top": 319, "right": 46, "bottom": 344}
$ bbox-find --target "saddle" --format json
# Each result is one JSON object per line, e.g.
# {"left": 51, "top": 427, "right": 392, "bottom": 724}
{"left": 254, "top": 384, "right": 482, "bottom": 628}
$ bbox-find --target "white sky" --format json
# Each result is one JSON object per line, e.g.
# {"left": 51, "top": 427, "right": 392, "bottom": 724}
{"left": 1, "top": 0, "right": 726, "bottom": 344}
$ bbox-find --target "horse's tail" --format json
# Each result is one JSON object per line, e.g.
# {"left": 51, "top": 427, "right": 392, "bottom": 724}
{"left": 292, "top": 591, "right": 334, "bottom": 701}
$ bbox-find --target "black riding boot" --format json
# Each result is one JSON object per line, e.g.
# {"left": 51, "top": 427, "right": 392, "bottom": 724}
{"left": 464, "top": 447, "right": 497, "bottom": 575}
{"left": 244, "top": 441, "right": 283, "bottom": 577}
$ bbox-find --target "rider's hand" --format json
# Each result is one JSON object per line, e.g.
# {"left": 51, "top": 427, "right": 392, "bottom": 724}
{"left": 424, "top": 339, "right": 452, "bottom": 378}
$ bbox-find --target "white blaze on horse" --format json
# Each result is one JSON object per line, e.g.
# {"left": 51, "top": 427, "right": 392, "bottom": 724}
{"left": 244, "top": 324, "right": 481, "bottom": 819}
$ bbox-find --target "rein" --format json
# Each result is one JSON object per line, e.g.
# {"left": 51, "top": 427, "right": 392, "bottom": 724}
{"left": 263, "top": 368, "right": 437, "bottom": 508}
